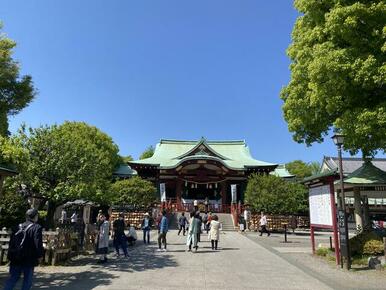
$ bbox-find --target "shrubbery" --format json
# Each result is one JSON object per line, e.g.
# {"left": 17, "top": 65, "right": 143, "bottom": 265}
{"left": 0, "top": 190, "right": 29, "bottom": 229}
{"left": 350, "top": 231, "right": 384, "bottom": 256}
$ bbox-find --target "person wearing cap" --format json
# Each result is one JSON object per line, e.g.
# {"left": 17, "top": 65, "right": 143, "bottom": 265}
{"left": 141, "top": 212, "right": 153, "bottom": 244}
{"left": 112, "top": 213, "right": 128, "bottom": 258}
{"left": 4, "top": 208, "right": 43, "bottom": 290}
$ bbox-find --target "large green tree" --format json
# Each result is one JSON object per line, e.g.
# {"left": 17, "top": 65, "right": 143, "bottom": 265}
{"left": 285, "top": 160, "right": 320, "bottom": 179}
{"left": 0, "top": 23, "right": 36, "bottom": 136}
{"left": 7, "top": 122, "right": 120, "bottom": 225}
{"left": 110, "top": 176, "right": 157, "bottom": 207}
{"left": 244, "top": 174, "right": 308, "bottom": 214}
{"left": 139, "top": 145, "right": 155, "bottom": 160}
{"left": 281, "top": 1, "right": 386, "bottom": 157}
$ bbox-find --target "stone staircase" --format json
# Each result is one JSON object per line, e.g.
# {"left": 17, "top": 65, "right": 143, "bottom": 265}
{"left": 217, "top": 213, "right": 236, "bottom": 231}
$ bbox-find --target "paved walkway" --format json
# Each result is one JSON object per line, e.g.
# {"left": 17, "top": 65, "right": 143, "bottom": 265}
{"left": 0, "top": 230, "right": 384, "bottom": 289}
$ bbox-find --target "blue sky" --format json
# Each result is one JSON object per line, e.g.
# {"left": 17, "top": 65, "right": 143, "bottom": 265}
{"left": 1, "top": 1, "right": 371, "bottom": 163}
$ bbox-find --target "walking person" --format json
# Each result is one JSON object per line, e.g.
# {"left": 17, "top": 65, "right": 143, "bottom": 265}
{"left": 206, "top": 212, "right": 213, "bottom": 234}
{"left": 157, "top": 210, "right": 168, "bottom": 252}
{"left": 202, "top": 211, "right": 208, "bottom": 233}
{"left": 96, "top": 213, "right": 110, "bottom": 263}
{"left": 4, "top": 209, "right": 44, "bottom": 290}
{"left": 259, "top": 211, "right": 270, "bottom": 237}
{"left": 141, "top": 212, "right": 152, "bottom": 244}
{"left": 186, "top": 211, "right": 199, "bottom": 252}
{"left": 196, "top": 211, "right": 202, "bottom": 242}
{"left": 177, "top": 212, "right": 187, "bottom": 236}
{"left": 208, "top": 215, "right": 220, "bottom": 250}
{"left": 112, "top": 213, "right": 128, "bottom": 258}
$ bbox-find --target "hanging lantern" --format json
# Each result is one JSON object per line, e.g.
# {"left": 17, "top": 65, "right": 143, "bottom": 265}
{"left": 191, "top": 183, "right": 194, "bottom": 189}
{"left": 215, "top": 183, "right": 218, "bottom": 189}
{"left": 185, "top": 180, "right": 188, "bottom": 187}
{"left": 209, "top": 184, "right": 212, "bottom": 189}
{"left": 206, "top": 184, "right": 208, "bottom": 189}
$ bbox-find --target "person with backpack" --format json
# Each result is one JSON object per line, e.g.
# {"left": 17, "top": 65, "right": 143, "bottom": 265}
{"left": 4, "top": 208, "right": 43, "bottom": 290}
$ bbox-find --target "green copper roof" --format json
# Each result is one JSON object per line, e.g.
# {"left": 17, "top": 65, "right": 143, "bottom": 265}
{"left": 302, "top": 169, "right": 339, "bottom": 183}
{"left": 113, "top": 164, "right": 137, "bottom": 177}
{"left": 0, "top": 164, "right": 17, "bottom": 174}
{"left": 129, "top": 139, "right": 277, "bottom": 170}
{"left": 270, "top": 165, "right": 295, "bottom": 178}
{"left": 342, "top": 161, "right": 386, "bottom": 185}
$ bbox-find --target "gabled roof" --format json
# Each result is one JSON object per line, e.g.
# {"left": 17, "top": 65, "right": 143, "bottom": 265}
{"left": 270, "top": 165, "right": 295, "bottom": 178}
{"left": 321, "top": 156, "right": 386, "bottom": 175}
{"left": 341, "top": 161, "right": 386, "bottom": 185}
{"left": 129, "top": 139, "right": 277, "bottom": 171}
{"left": 113, "top": 164, "right": 137, "bottom": 177}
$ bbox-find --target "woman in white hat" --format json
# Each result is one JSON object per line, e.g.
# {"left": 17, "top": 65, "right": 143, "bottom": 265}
{"left": 141, "top": 212, "right": 153, "bottom": 244}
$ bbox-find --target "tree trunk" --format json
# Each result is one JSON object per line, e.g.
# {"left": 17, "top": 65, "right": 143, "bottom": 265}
{"left": 45, "top": 200, "right": 57, "bottom": 230}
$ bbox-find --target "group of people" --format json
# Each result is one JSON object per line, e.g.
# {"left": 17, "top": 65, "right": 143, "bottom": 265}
{"left": 95, "top": 211, "right": 138, "bottom": 263}
{"left": 241, "top": 209, "right": 271, "bottom": 237}
{"left": 178, "top": 211, "right": 221, "bottom": 251}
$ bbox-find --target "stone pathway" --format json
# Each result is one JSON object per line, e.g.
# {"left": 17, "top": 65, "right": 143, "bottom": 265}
{"left": 0, "top": 230, "right": 384, "bottom": 289}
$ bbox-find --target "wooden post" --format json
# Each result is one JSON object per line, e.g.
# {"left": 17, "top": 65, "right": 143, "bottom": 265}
{"left": 311, "top": 226, "right": 316, "bottom": 254}
{"left": 384, "top": 237, "right": 386, "bottom": 261}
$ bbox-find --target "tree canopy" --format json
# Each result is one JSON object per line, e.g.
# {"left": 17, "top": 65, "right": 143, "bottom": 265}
{"left": 6, "top": 122, "right": 120, "bottom": 207}
{"left": 139, "top": 146, "right": 155, "bottom": 160}
{"left": 281, "top": 1, "right": 386, "bottom": 157}
{"left": 244, "top": 174, "right": 308, "bottom": 214}
{"left": 285, "top": 160, "right": 320, "bottom": 179}
{"left": 110, "top": 176, "right": 157, "bottom": 207}
{"left": 0, "top": 22, "right": 36, "bottom": 136}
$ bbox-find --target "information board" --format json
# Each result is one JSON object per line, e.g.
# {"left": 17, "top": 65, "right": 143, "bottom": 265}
{"left": 309, "top": 185, "right": 333, "bottom": 226}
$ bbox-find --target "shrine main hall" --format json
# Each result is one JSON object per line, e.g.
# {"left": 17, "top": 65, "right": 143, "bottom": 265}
{"left": 129, "top": 138, "right": 292, "bottom": 212}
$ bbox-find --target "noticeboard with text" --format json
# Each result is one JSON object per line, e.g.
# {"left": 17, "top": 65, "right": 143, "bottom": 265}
{"left": 309, "top": 185, "right": 333, "bottom": 227}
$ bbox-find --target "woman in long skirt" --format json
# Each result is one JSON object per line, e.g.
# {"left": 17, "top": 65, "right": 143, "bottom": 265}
{"left": 96, "top": 213, "right": 110, "bottom": 263}
{"left": 186, "top": 211, "right": 199, "bottom": 252}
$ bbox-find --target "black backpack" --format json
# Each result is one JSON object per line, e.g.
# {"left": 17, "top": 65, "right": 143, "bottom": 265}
{"left": 8, "top": 223, "right": 33, "bottom": 263}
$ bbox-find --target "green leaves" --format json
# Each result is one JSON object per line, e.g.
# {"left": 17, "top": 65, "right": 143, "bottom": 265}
{"left": 139, "top": 146, "right": 155, "bottom": 160}
{"left": 244, "top": 174, "right": 308, "bottom": 215}
{"left": 110, "top": 176, "right": 157, "bottom": 207}
{"left": 0, "top": 22, "right": 36, "bottom": 136}
{"left": 6, "top": 122, "right": 120, "bottom": 205}
{"left": 282, "top": 1, "right": 386, "bottom": 157}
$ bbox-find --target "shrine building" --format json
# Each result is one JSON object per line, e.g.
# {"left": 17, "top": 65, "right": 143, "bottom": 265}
{"left": 129, "top": 138, "right": 288, "bottom": 212}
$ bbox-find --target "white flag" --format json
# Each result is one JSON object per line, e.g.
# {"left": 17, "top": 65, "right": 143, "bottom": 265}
{"left": 160, "top": 183, "right": 166, "bottom": 202}
{"left": 231, "top": 184, "right": 237, "bottom": 203}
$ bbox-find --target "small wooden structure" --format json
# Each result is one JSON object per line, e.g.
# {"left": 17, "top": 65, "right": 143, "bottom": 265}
{"left": 0, "top": 227, "right": 81, "bottom": 266}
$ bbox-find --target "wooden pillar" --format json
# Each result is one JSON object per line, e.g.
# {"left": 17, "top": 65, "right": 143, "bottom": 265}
{"left": 220, "top": 181, "right": 227, "bottom": 204}
{"left": 353, "top": 187, "right": 363, "bottom": 231}
{"left": 362, "top": 195, "right": 370, "bottom": 230}
{"left": 176, "top": 179, "right": 182, "bottom": 211}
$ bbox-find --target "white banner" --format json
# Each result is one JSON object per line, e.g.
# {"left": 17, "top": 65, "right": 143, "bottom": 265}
{"left": 160, "top": 183, "right": 166, "bottom": 202}
{"left": 309, "top": 185, "right": 333, "bottom": 226}
{"left": 231, "top": 184, "right": 237, "bottom": 203}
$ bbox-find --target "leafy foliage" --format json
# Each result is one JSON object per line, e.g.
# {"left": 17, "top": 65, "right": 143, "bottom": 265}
{"left": 286, "top": 160, "right": 320, "bottom": 179}
{"left": 0, "top": 23, "right": 36, "bottom": 136}
{"left": 120, "top": 155, "right": 133, "bottom": 162}
{"left": 0, "top": 189, "right": 29, "bottom": 229}
{"left": 350, "top": 230, "right": 384, "bottom": 255}
{"left": 110, "top": 176, "right": 157, "bottom": 207}
{"left": 139, "top": 146, "right": 155, "bottom": 160}
{"left": 281, "top": 1, "right": 386, "bottom": 157}
{"left": 244, "top": 174, "right": 309, "bottom": 214}
{"left": 8, "top": 122, "right": 121, "bottom": 205}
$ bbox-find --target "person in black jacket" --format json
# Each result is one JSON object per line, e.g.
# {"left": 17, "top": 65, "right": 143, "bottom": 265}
{"left": 4, "top": 208, "right": 44, "bottom": 290}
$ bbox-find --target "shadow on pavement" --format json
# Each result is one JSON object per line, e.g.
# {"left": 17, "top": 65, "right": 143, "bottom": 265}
{"left": 0, "top": 269, "right": 117, "bottom": 290}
